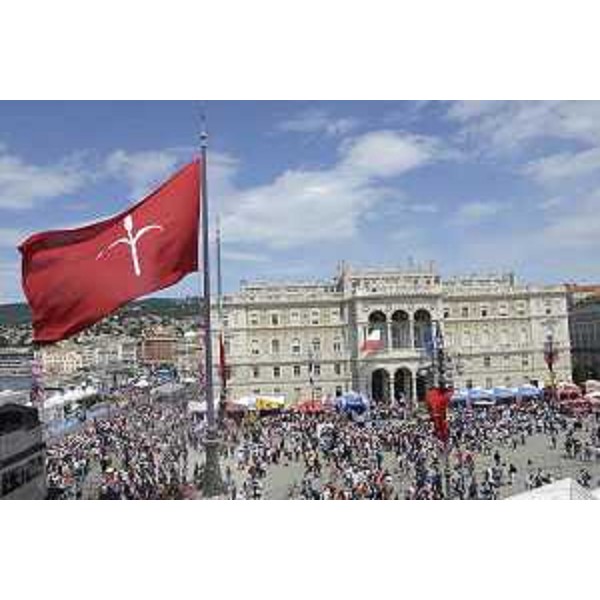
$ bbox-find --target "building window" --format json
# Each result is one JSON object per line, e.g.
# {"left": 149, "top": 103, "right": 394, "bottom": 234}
{"left": 334, "top": 363, "right": 341, "bottom": 375}
{"left": 274, "top": 387, "right": 281, "bottom": 394}
{"left": 293, "top": 365, "right": 301, "bottom": 377}
{"left": 315, "top": 386, "right": 323, "bottom": 396}
{"left": 252, "top": 366, "right": 260, "bottom": 378}
{"left": 330, "top": 308, "right": 339, "bottom": 322}
{"left": 520, "top": 328, "right": 528, "bottom": 345}
{"left": 270, "top": 313, "right": 280, "bottom": 326}
{"left": 311, "top": 309, "right": 320, "bottom": 325}
{"left": 222, "top": 314, "right": 229, "bottom": 328}
{"left": 290, "top": 310, "right": 300, "bottom": 324}
{"left": 481, "top": 305, "right": 488, "bottom": 318}
{"left": 522, "top": 354, "right": 529, "bottom": 367}
{"left": 485, "top": 377, "right": 493, "bottom": 388}
{"left": 273, "top": 366, "right": 281, "bottom": 378}
{"left": 461, "top": 306, "right": 469, "bottom": 318}
{"left": 517, "top": 302, "right": 526, "bottom": 316}
{"left": 249, "top": 312, "right": 259, "bottom": 326}
{"left": 312, "top": 338, "right": 321, "bottom": 353}
{"left": 252, "top": 388, "right": 261, "bottom": 395}
{"left": 333, "top": 339, "right": 342, "bottom": 353}
{"left": 314, "top": 364, "right": 321, "bottom": 376}
{"left": 250, "top": 340, "right": 260, "bottom": 355}
{"left": 483, "top": 356, "right": 491, "bottom": 368}
{"left": 291, "top": 338, "right": 301, "bottom": 354}
{"left": 443, "top": 307, "right": 450, "bottom": 319}
{"left": 498, "top": 303, "right": 508, "bottom": 317}
{"left": 271, "top": 339, "right": 280, "bottom": 354}
{"left": 463, "top": 331, "right": 471, "bottom": 347}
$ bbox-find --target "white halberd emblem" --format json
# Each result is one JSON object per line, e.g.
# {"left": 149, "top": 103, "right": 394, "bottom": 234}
{"left": 96, "top": 214, "right": 163, "bottom": 277}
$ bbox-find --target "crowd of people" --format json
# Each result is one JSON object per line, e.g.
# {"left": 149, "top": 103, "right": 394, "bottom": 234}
{"left": 46, "top": 396, "right": 202, "bottom": 499}
{"left": 44, "top": 391, "right": 600, "bottom": 500}
{"left": 218, "top": 401, "right": 600, "bottom": 500}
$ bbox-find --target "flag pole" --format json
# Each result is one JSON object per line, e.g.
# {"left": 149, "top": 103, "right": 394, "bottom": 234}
{"left": 216, "top": 213, "right": 227, "bottom": 424}
{"left": 199, "top": 115, "right": 223, "bottom": 497}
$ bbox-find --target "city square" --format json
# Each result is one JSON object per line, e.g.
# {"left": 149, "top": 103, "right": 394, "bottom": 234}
{"left": 2, "top": 100, "right": 600, "bottom": 501}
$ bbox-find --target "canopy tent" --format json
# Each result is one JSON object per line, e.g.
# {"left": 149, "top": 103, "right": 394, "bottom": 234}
{"left": 514, "top": 384, "right": 542, "bottom": 398}
{"left": 467, "top": 387, "right": 495, "bottom": 406}
{"left": 584, "top": 380, "right": 600, "bottom": 394}
{"left": 230, "top": 395, "right": 285, "bottom": 411}
{"left": 293, "top": 399, "right": 324, "bottom": 413}
{"left": 43, "top": 385, "right": 99, "bottom": 410}
{"left": 557, "top": 382, "right": 582, "bottom": 400}
{"left": 507, "top": 478, "right": 596, "bottom": 500}
{"left": 492, "top": 386, "right": 517, "bottom": 404}
{"left": 255, "top": 395, "right": 286, "bottom": 411}
{"left": 336, "top": 391, "right": 369, "bottom": 413}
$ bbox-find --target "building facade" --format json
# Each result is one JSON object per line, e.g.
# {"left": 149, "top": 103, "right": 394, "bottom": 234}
{"left": 0, "top": 347, "right": 33, "bottom": 376}
{"left": 0, "top": 404, "right": 46, "bottom": 500}
{"left": 215, "top": 263, "right": 572, "bottom": 403}
{"left": 568, "top": 296, "right": 600, "bottom": 382}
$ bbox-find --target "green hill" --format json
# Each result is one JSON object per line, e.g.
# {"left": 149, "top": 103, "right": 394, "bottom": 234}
{"left": 0, "top": 297, "right": 202, "bottom": 326}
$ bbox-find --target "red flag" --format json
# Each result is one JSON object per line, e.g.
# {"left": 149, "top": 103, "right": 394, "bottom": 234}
{"left": 19, "top": 160, "right": 201, "bottom": 343}
{"left": 426, "top": 387, "right": 452, "bottom": 444}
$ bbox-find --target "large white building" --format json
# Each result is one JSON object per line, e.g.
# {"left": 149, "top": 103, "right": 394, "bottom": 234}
{"left": 214, "top": 263, "right": 572, "bottom": 403}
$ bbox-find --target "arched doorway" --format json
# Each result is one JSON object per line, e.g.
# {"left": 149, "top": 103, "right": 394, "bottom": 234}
{"left": 367, "top": 310, "right": 388, "bottom": 349}
{"left": 371, "top": 368, "right": 391, "bottom": 402}
{"left": 391, "top": 310, "right": 410, "bottom": 348}
{"left": 416, "top": 373, "right": 430, "bottom": 402}
{"left": 413, "top": 309, "right": 432, "bottom": 349}
{"left": 394, "top": 367, "right": 412, "bottom": 401}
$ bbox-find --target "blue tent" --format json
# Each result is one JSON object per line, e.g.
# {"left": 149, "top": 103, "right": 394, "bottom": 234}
{"left": 450, "top": 389, "right": 469, "bottom": 405}
{"left": 337, "top": 392, "right": 369, "bottom": 413}
{"left": 515, "top": 385, "right": 542, "bottom": 398}
{"left": 468, "top": 387, "right": 495, "bottom": 406}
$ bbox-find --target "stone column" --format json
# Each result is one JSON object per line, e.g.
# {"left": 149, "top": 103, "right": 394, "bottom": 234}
{"left": 387, "top": 322, "right": 392, "bottom": 351}
{"left": 409, "top": 318, "right": 415, "bottom": 349}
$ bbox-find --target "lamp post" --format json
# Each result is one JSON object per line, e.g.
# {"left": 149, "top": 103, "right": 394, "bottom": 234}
{"left": 544, "top": 333, "right": 559, "bottom": 407}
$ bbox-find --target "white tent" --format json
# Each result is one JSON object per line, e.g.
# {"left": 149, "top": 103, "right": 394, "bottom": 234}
{"left": 507, "top": 478, "right": 596, "bottom": 500}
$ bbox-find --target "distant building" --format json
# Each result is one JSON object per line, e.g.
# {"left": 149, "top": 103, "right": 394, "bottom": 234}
{"left": 0, "top": 404, "right": 46, "bottom": 500}
{"left": 141, "top": 327, "right": 178, "bottom": 366}
{"left": 213, "top": 263, "right": 572, "bottom": 403}
{"left": 568, "top": 296, "right": 600, "bottom": 382}
{"left": 0, "top": 347, "right": 33, "bottom": 376}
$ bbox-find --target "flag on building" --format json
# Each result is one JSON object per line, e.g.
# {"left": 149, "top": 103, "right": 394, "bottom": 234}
{"left": 19, "top": 160, "right": 201, "bottom": 343}
{"left": 361, "top": 327, "right": 384, "bottom": 354}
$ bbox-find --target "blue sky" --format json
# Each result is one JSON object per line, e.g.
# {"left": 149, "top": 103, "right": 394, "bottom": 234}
{"left": 2, "top": 100, "right": 600, "bottom": 304}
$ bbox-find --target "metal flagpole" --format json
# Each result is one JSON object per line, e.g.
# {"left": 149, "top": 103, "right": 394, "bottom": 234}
{"left": 199, "top": 116, "right": 223, "bottom": 497}
{"left": 216, "top": 214, "right": 227, "bottom": 424}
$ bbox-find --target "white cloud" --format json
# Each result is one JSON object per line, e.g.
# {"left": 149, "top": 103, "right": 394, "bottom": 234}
{"left": 0, "top": 146, "right": 86, "bottom": 210}
{"left": 339, "top": 130, "right": 438, "bottom": 178}
{"left": 104, "top": 147, "right": 239, "bottom": 210}
{"left": 447, "top": 101, "right": 600, "bottom": 151}
{"left": 277, "top": 108, "right": 358, "bottom": 137}
{"left": 524, "top": 147, "right": 600, "bottom": 184}
{"left": 222, "top": 249, "right": 269, "bottom": 263}
{"left": 454, "top": 201, "right": 506, "bottom": 224}
{"left": 104, "top": 148, "right": 190, "bottom": 199}
{"left": 221, "top": 130, "right": 443, "bottom": 248}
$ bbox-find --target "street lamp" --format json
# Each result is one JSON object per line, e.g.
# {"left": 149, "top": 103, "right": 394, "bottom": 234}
{"left": 544, "top": 333, "right": 559, "bottom": 406}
